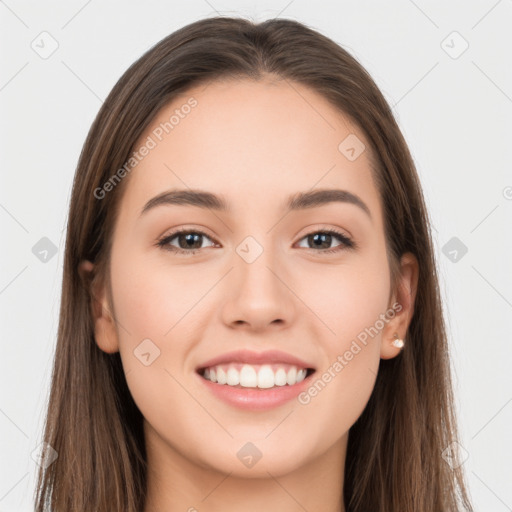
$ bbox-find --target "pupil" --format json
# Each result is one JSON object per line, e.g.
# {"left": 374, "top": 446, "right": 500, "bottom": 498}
{"left": 180, "top": 233, "right": 201, "bottom": 249}
{"left": 310, "top": 233, "right": 331, "bottom": 249}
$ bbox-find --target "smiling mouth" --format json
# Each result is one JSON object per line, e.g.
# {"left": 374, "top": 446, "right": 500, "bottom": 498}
{"left": 197, "top": 363, "right": 316, "bottom": 389}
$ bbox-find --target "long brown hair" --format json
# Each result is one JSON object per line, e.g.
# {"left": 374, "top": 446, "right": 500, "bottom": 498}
{"left": 34, "top": 16, "right": 474, "bottom": 511}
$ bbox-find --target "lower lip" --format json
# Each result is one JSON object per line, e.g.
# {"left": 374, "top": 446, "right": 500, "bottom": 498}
{"left": 197, "top": 372, "right": 315, "bottom": 411}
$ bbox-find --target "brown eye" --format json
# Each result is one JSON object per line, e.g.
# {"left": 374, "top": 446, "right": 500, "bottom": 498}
{"left": 156, "top": 227, "right": 356, "bottom": 257}
{"left": 157, "top": 229, "right": 216, "bottom": 255}
{"left": 296, "top": 229, "right": 355, "bottom": 254}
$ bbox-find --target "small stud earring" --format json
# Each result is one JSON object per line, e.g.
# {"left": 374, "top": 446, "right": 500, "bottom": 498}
{"left": 392, "top": 333, "right": 404, "bottom": 349}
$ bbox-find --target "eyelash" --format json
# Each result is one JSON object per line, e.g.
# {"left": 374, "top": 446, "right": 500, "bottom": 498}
{"left": 156, "top": 226, "right": 356, "bottom": 256}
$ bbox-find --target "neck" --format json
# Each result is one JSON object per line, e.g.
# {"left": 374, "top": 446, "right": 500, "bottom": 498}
{"left": 143, "top": 422, "right": 347, "bottom": 512}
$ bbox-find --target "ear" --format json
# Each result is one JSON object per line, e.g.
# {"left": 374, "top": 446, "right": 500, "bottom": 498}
{"left": 78, "top": 260, "right": 119, "bottom": 354}
{"left": 380, "top": 252, "right": 419, "bottom": 360}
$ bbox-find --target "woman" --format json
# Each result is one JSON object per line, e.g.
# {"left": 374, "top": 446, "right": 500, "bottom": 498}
{"left": 34, "top": 15, "right": 474, "bottom": 512}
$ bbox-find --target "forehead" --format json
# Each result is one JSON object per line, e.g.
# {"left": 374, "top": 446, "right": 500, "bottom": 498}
{"left": 119, "top": 77, "right": 381, "bottom": 220}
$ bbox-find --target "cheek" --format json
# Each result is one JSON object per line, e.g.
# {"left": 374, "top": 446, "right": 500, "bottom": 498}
{"left": 297, "top": 254, "right": 391, "bottom": 345}
{"left": 295, "top": 252, "right": 389, "bottom": 413}
{"left": 109, "top": 251, "right": 204, "bottom": 430}
{"left": 110, "top": 249, "right": 211, "bottom": 340}
{"left": 298, "top": 281, "right": 386, "bottom": 440}
{"left": 300, "top": 347, "right": 377, "bottom": 448}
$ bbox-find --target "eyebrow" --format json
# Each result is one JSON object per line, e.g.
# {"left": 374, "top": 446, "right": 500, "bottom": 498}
{"left": 140, "top": 188, "right": 372, "bottom": 219}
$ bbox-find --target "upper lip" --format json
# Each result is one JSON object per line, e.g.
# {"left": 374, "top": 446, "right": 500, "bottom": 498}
{"left": 196, "top": 349, "right": 316, "bottom": 371}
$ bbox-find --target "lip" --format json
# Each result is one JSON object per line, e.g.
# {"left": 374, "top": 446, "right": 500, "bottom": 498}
{"left": 196, "top": 369, "right": 315, "bottom": 410}
{"left": 196, "top": 349, "right": 316, "bottom": 372}
{"left": 195, "top": 349, "right": 316, "bottom": 411}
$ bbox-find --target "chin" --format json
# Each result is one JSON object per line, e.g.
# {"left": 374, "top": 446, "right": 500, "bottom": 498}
{"left": 192, "top": 438, "right": 316, "bottom": 478}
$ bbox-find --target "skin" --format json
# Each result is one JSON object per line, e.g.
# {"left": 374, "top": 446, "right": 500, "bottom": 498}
{"left": 80, "top": 77, "right": 418, "bottom": 512}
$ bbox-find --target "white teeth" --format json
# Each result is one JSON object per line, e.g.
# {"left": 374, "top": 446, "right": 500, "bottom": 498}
{"left": 257, "top": 365, "right": 275, "bottom": 389}
{"left": 239, "top": 365, "right": 258, "bottom": 387}
{"left": 286, "top": 367, "right": 296, "bottom": 385}
{"left": 226, "top": 367, "right": 240, "bottom": 386}
{"left": 274, "top": 368, "right": 287, "bottom": 386}
{"left": 296, "top": 369, "right": 306, "bottom": 382}
{"left": 201, "top": 363, "right": 310, "bottom": 388}
{"left": 216, "top": 367, "right": 227, "bottom": 384}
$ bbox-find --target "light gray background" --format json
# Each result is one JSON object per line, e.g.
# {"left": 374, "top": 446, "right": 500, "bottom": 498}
{"left": 1, "top": 1, "right": 511, "bottom": 510}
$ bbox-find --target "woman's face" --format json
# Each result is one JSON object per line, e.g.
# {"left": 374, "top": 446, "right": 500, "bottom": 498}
{"left": 85, "top": 77, "right": 417, "bottom": 478}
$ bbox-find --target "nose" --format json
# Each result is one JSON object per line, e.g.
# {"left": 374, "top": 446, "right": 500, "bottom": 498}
{"left": 220, "top": 244, "right": 296, "bottom": 332}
